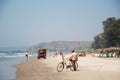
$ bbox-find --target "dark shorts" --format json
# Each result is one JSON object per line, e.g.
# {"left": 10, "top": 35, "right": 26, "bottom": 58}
{"left": 25, "top": 54, "right": 28, "bottom": 57}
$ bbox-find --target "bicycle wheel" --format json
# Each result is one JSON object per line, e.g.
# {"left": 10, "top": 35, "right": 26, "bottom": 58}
{"left": 70, "top": 61, "right": 78, "bottom": 71}
{"left": 57, "top": 62, "right": 64, "bottom": 72}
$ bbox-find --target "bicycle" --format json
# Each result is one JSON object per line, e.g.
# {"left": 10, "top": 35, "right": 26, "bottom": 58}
{"left": 57, "top": 53, "right": 78, "bottom": 72}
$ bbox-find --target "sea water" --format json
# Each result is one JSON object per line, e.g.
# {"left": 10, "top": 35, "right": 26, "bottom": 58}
{"left": 0, "top": 52, "right": 37, "bottom": 80}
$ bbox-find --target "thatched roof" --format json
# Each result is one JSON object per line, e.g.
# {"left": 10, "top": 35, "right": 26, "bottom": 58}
{"left": 94, "top": 47, "right": 120, "bottom": 53}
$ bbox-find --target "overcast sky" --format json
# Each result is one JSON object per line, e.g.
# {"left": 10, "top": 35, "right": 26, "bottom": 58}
{"left": 0, "top": 0, "right": 120, "bottom": 47}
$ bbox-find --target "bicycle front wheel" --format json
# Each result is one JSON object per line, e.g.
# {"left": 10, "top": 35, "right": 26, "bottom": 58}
{"left": 57, "top": 62, "right": 64, "bottom": 72}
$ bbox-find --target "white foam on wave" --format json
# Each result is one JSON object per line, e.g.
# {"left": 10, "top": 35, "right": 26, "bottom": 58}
{"left": 0, "top": 52, "right": 37, "bottom": 58}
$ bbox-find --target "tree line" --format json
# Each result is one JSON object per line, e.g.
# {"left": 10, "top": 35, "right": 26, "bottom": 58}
{"left": 91, "top": 17, "right": 120, "bottom": 49}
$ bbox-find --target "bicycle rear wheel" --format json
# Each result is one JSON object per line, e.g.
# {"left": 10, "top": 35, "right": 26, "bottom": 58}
{"left": 57, "top": 62, "right": 64, "bottom": 72}
{"left": 70, "top": 61, "right": 78, "bottom": 71}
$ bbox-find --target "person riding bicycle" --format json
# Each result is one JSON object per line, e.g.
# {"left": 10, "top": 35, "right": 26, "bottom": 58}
{"left": 68, "top": 50, "right": 78, "bottom": 71}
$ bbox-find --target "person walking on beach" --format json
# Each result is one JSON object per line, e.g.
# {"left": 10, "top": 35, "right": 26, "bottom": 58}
{"left": 25, "top": 50, "right": 29, "bottom": 61}
{"left": 53, "top": 52, "right": 58, "bottom": 58}
{"left": 69, "top": 50, "right": 78, "bottom": 71}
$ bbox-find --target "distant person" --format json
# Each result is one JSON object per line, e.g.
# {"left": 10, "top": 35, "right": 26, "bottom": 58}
{"left": 53, "top": 52, "right": 58, "bottom": 58}
{"left": 25, "top": 50, "right": 28, "bottom": 61}
{"left": 69, "top": 50, "right": 78, "bottom": 71}
{"left": 59, "top": 52, "right": 65, "bottom": 61}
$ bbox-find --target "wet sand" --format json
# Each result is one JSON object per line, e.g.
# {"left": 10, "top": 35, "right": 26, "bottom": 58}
{"left": 14, "top": 55, "right": 120, "bottom": 80}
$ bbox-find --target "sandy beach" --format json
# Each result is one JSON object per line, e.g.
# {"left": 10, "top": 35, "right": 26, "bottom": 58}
{"left": 14, "top": 55, "right": 120, "bottom": 80}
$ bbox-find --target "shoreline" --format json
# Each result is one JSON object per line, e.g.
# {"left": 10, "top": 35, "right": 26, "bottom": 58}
{"left": 14, "top": 57, "right": 63, "bottom": 80}
{"left": 14, "top": 56, "right": 120, "bottom": 80}
{"left": 0, "top": 57, "right": 26, "bottom": 80}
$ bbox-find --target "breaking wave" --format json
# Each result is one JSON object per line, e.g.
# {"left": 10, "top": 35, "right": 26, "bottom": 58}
{"left": 0, "top": 52, "right": 37, "bottom": 58}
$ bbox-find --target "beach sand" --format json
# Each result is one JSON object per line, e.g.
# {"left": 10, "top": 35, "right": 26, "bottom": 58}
{"left": 14, "top": 55, "right": 120, "bottom": 80}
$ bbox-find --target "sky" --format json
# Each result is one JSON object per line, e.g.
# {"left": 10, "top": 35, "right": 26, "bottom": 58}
{"left": 0, "top": 0, "right": 120, "bottom": 47}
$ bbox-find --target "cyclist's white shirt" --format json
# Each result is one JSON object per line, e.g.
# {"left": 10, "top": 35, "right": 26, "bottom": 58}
{"left": 71, "top": 52, "right": 77, "bottom": 60}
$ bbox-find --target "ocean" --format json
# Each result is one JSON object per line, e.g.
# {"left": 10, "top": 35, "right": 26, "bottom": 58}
{"left": 0, "top": 52, "right": 37, "bottom": 80}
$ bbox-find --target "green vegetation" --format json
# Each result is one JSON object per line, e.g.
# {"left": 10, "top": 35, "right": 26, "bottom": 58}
{"left": 91, "top": 17, "right": 120, "bottom": 49}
